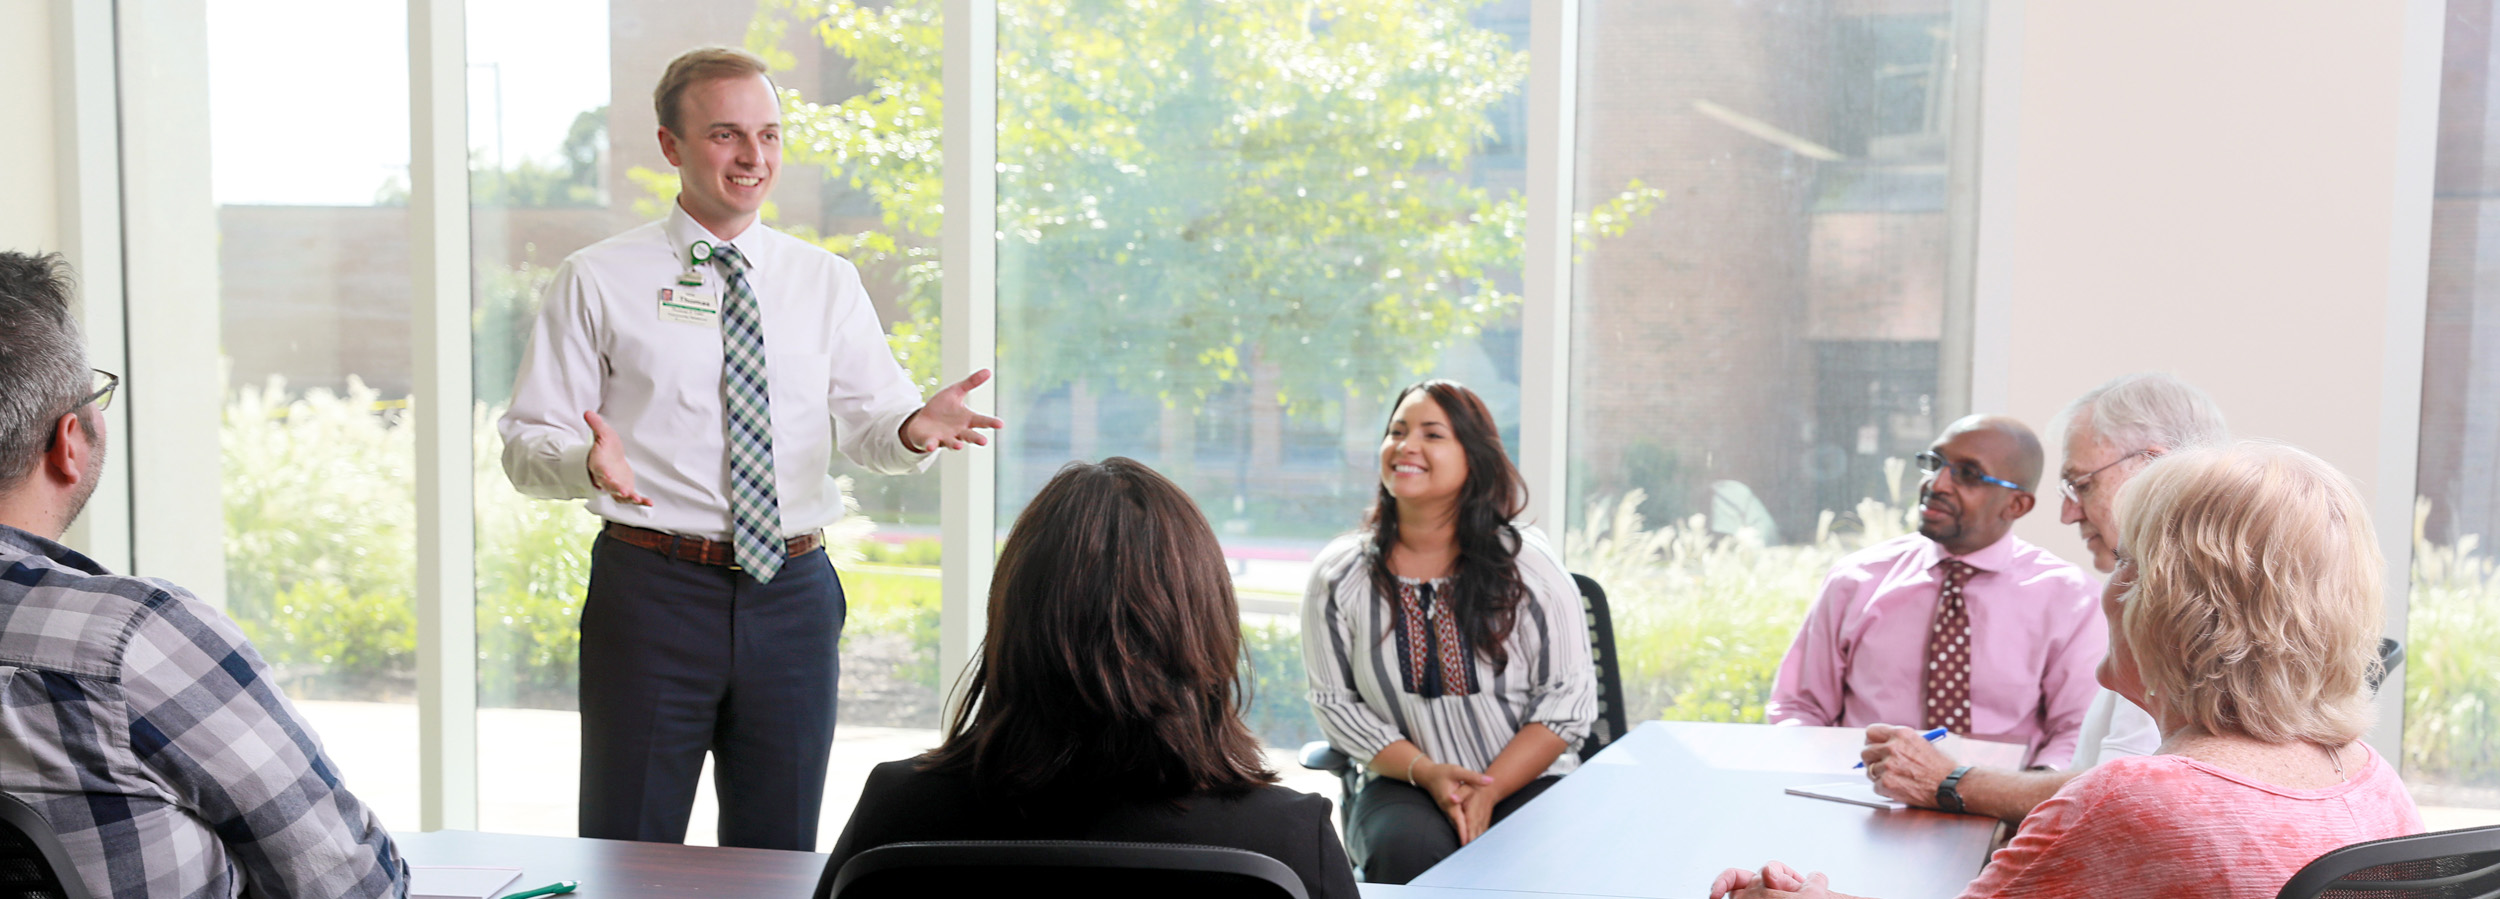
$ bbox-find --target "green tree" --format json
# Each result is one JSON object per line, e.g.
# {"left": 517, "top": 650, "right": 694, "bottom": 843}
{"left": 721, "top": 0, "right": 1656, "bottom": 404}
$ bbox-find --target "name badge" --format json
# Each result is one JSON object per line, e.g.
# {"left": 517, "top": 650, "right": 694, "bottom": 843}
{"left": 659, "top": 287, "right": 721, "bottom": 326}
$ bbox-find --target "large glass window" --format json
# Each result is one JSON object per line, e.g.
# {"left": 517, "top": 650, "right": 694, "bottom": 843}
{"left": 209, "top": 0, "right": 420, "bottom": 831}
{"left": 464, "top": 0, "right": 947, "bottom": 847}
{"left": 1564, "top": 0, "right": 1967, "bottom": 724}
{"left": 2407, "top": 0, "right": 2500, "bottom": 831}
{"left": 989, "top": 0, "right": 1579, "bottom": 794}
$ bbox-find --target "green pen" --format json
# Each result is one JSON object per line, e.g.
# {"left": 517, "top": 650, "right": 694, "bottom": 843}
{"left": 500, "top": 882, "right": 579, "bottom": 899}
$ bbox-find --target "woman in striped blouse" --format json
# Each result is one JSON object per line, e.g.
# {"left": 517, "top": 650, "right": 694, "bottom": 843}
{"left": 1302, "top": 379, "right": 1599, "bottom": 884}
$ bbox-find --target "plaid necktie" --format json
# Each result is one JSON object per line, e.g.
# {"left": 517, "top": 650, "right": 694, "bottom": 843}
{"left": 712, "top": 244, "right": 785, "bottom": 582}
{"left": 1923, "top": 559, "right": 1977, "bottom": 733}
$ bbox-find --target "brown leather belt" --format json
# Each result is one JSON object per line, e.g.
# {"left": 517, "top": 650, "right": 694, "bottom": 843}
{"left": 601, "top": 522, "right": 823, "bottom": 569}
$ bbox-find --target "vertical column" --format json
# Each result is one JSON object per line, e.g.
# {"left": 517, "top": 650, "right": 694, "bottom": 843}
{"left": 1519, "top": 0, "right": 1578, "bottom": 532}
{"left": 1964, "top": 0, "right": 2024, "bottom": 417}
{"left": 1937, "top": 0, "right": 1987, "bottom": 424}
{"left": 55, "top": 0, "right": 131, "bottom": 573}
{"left": 939, "top": 0, "right": 999, "bottom": 713}
{"left": 410, "top": 0, "right": 478, "bottom": 831}
{"left": 2369, "top": 0, "right": 2448, "bottom": 760}
{"left": 115, "top": 0, "right": 224, "bottom": 607}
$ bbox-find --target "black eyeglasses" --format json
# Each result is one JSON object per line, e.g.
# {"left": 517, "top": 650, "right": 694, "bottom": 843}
{"left": 44, "top": 370, "right": 118, "bottom": 450}
{"left": 1915, "top": 450, "right": 2026, "bottom": 492}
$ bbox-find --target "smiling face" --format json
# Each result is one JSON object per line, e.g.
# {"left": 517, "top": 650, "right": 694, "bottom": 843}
{"left": 658, "top": 72, "right": 781, "bottom": 240}
{"left": 1916, "top": 426, "right": 2032, "bottom": 555}
{"left": 1380, "top": 392, "right": 1469, "bottom": 510}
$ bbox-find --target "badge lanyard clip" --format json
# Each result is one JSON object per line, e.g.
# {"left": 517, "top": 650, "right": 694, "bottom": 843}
{"left": 681, "top": 240, "right": 714, "bottom": 286}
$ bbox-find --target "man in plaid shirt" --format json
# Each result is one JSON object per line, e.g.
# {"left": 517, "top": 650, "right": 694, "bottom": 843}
{"left": 0, "top": 252, "right": 406, "bottom": 897}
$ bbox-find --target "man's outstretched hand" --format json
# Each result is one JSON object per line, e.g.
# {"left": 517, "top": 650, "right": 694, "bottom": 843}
{"left": 585, "top": 410, "right": 652, "bottom": 506}
{"left": 901, "top": 368, "right": 1006, "bottom": 453}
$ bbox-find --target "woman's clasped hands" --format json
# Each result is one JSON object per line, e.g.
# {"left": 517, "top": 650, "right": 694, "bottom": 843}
{"left": 1412, "top": 759, "right": 1499, "bottom": 845}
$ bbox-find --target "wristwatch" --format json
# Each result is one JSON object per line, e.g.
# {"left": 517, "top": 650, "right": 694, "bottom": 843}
{"left": 1935, "top": 765, "right": 1975, "bottom": 814}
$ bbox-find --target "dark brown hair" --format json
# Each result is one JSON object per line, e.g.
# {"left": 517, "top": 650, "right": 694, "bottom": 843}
{"left": 921, "top": 457, "right": 1277, "bottom": 803}
{"left": 1366, "top": 380, "right": 1531, "bottom": 670}
{"left": 652, "top": 46, "right": 775, "bottom": 135}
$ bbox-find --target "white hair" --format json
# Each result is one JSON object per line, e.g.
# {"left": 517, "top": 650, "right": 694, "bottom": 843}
{"left": 2058, "top": 372, "right": 2229, "bottom": 455}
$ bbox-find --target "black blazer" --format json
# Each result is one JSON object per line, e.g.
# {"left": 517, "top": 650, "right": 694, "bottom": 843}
{"left": 819, "top": 759, "right": 1359, "bottom": 899}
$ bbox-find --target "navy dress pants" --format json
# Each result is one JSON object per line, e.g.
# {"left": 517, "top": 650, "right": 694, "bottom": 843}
{"left": 576, "top": 533, "right": 844, "bottom": 851}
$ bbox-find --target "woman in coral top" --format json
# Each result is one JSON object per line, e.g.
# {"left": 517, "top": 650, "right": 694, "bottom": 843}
{"left": 1711, "top": 441, "right": 2423, "bottom": 899}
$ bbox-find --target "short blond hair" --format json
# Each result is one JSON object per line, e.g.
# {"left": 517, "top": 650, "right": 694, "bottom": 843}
{"left": 653, "top": 46, "right": 775, "bottom": 135}
{"left": 2115, "top": 442, "right": 2381, "bottom": 745}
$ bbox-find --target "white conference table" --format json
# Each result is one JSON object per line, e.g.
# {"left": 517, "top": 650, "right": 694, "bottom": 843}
{"left": 1398, "top": 720, "right": 2027, "bottom": 899}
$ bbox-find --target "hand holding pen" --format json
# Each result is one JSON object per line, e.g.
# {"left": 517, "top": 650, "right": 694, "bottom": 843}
{"left": 1854, "top": 726, "right": 1948, "bottom": 769}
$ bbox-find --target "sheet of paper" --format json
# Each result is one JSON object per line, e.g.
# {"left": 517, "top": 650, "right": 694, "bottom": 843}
{"left": 410, "top": 866, "right": 524, "bottom": 899}
{"left": 1784, "top": 780, "right": 1910, "bottom": 811}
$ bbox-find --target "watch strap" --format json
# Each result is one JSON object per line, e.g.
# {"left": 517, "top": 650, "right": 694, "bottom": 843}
{"left": 1936, "top": 764, "right": 1975, "bottom": 814}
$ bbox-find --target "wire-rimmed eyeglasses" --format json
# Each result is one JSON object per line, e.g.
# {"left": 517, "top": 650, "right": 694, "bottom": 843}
{"left": 2058, "top": 448, "right": 2154, "bottom": 506}
{"left": 43, "top": 370, "right": 118, "bottom": 451}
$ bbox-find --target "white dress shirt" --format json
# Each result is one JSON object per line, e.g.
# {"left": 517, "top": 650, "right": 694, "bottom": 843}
{"left": 499, "top": 203, "right": 934, "bottom": 539}
{"left": 2070, "top": 688, "right": 2162, "bottom": 769}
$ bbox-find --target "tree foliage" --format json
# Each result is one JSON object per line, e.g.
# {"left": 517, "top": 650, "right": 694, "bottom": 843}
{"left": 736, "top": 0, "right": 1658, "bottom": 407}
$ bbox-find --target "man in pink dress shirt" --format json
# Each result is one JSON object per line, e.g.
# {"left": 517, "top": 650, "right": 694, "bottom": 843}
{"left": 1767, "top": 415, "right": 2103, "bottom": 769}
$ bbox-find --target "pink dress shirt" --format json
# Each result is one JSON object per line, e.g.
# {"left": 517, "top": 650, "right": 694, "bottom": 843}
{"left": 1955, "top": 745, "right": 2423, "bottom": 899}
{"left": 1767, "top": 532, "right": 2104, "bottom": 767}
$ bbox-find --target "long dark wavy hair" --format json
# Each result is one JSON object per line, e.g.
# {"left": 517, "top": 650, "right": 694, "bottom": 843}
{"left": 921, "top": 457, "right": 1277, "bottom": 804}
{"left": 1366, "top": 380, "right": 1531, "bottom": 671}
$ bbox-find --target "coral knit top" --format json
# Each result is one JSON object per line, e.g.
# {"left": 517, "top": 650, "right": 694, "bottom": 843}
{"left": 1957, "top": 743, "right": 2423, "bottom": 899}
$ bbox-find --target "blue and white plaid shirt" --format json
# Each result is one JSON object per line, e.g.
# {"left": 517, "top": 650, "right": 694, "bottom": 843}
{"left": 0, "top": 524, "right": 406, "bottom": 898}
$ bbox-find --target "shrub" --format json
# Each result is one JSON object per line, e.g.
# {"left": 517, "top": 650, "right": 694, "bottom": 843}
{"left": 221, "top": 383, "right": 882, "bottom": 709}
{"left": 2406, "top": 499, "right": 2500, "bottom": 788}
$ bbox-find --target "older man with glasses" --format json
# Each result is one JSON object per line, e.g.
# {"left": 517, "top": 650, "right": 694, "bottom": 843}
{"left": 1856, "top": 373, "right": 2228, "bottom": 823}
{"left": 1768, "top": 414, "right": 2106, "bottom": 779}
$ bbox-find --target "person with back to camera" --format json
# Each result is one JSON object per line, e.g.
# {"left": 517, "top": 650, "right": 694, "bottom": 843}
{"left": 820, "top": 457, "right": 1357, "bottom": 899}
{"left": 1302, "top": 379, "right": 1597, "bottom": 884}
{"left": 1709, "top": 442, "right": 2425, "bottom": 899}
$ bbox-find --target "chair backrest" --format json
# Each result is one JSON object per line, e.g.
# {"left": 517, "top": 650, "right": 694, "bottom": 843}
{"left": 0, "top": 793, "right": 89, "bottom": 899}
{"left": 2277, "top": 825, "right": 2500, "bottom": 899}
{"left": 821, "top": 840, "right": 1309, "bottom": 899}
{"left": 1572, "top": 574, "right": 1630, "bottom": 761}
{"left": 2370, "top": 637, "right": 2404, "bottom": 694}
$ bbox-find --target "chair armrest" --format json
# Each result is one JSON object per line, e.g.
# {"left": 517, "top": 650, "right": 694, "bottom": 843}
{"left": 1298, "top": 741, "right": 1351, "bottom": 773}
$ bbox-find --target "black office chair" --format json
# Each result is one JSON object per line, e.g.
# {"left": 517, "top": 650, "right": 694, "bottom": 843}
{"left": 2276, "top": 824, "right": 2500, "bottom": 899}
{"left": 820, "top": 840, "right": 1308, "bottom": 899}
{"left": 1298, "top": 572, "right": 1628, "bottom": 829}
{"left": 2370, "top": 637, "right": 2404, "bottom": 695}
{"left": 0, "top": 792, "right": 90, "bottom": 899}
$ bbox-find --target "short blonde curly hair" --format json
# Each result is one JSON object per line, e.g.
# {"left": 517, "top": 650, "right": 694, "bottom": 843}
{"left": 2114, "top": 441, "right": 2382, "bottom": 745}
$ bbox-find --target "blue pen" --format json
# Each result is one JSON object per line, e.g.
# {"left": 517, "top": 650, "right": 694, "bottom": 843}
{"left": 1854, "top": 727, "right": 1950, "bottom": 768}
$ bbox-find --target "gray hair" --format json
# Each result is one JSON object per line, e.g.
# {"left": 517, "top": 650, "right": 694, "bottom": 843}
{"left": 0, "top": 252, "right": 92, "bottom": 495}
{"left": 2058, "top": 372, "right": 2230, "bottom": 455}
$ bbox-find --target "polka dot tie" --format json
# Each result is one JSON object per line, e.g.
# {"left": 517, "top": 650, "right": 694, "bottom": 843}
{"left": 1924, "top": 559, "right": 1977, "bottom": 733}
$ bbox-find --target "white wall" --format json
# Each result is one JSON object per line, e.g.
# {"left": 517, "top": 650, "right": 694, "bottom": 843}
{"left": 3, "top": 0, "right": 59, "bottom": 254}
{"left": 1979, "top": 0, "right": 2445, "bottom": 751}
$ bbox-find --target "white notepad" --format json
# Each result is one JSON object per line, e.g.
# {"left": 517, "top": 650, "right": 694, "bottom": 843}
{"left": 410, "top": 866, "right": 524, "bottom": 899}
{"left": 1784, "top": 780, "right": 1911, "bottom": 811}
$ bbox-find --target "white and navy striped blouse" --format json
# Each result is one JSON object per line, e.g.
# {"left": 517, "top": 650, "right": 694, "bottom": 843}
{"left": 1300, "top": 526, "right": 1597, "bottom": 779}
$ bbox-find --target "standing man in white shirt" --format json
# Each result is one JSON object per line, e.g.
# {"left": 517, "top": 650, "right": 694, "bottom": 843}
{"left": 1858, "top": 372, "right": 2224, "bottom": 821}
{"left": 498, "top": 46, "right": 999, "bottom": 851}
